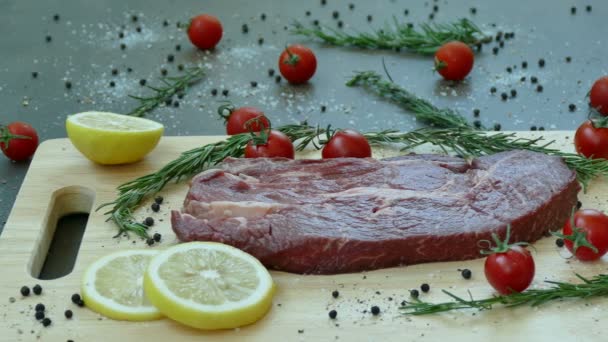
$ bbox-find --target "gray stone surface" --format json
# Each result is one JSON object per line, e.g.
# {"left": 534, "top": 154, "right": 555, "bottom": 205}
{"left": 0, "top": 0, "right": 604, "bottom": 233}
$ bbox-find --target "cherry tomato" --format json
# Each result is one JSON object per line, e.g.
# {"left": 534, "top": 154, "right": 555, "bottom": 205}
{"left": 187, "top": 14, "right": 223, "bottom": 50}
{"left": 0, "top": 122, "right": 39, "bottom": 161}
{"left": 244, "top": 130, "right": 294, "bottom": 159}
{"left": 484, "top": 245, "right": 535, "bottom": 295}
{"left": 590, "top": 76, "right": 608, "bottom": 115}
{"left": 561, "top": 209, "right": 608, "bottom": 261}
{"left": 574, "top": 120, "right": 608, "bottom": 159}
{"left": 434, "top": 41, "right": 475, "bottom": 81}
{"left": 322, "top": 129, "right": 371, "bottom": 159}
{"left": 223, "top": 107, "right": 270, "bottom": 135}
{"left": 278, "top": 44, "right": 317, "bottom": 84}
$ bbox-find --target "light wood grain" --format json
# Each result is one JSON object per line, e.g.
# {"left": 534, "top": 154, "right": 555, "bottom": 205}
{"left": 1, "top": 132, "right": 607, "bottom": 342}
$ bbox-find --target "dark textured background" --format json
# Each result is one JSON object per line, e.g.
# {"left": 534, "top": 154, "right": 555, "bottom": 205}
{"left": 0, "top": 0, "right": 604, "bottom": 233}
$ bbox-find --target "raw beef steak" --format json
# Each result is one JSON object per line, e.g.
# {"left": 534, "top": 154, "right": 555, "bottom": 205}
{"left": 172, "top": 150, "right": 579, "bottom": 274}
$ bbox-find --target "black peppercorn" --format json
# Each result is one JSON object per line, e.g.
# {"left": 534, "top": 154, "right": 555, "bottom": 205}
{"left": 410, "top": 289, "right": 419, "bottom": 298}
{"left": 77, "top": 299, "right": 85, "bottom": 307}
{"left": 536, "top": 85, "right": 544, "bottom": 92}
{"left": 569, "top": 103, "right": 576, "bottom": 112}
{"left": 35, "top": 303, "right": 45, "bottom": 312}
{"left": 313, "top": 19, "right": 319, "bottom": 26}
{"left": 328, "top": 310, "right": 337, "bottom": 319}
{"left": 131, "top": 14, "right": 138, "bottom": 22}
{"left": 146, "top": 238, "right": 155, "bottom": 246}
{"left": 154, "top": 196, "right": 163, "bottom": 205}
{"left": 153, "top": 233, "right": 162, "bottom": 242}
{"left": 433, "top": 5, "right": 438, "bottom": 12}
{"left": 367, "top": 15, "right": 373, "bottom": 22}
{"left": 420, "top": 283, "right": 430, "bottom": 292}
{"left": 499, "top": 41, "right": 504, "bottom": 48}
{"left": 321, "top": 0, "right": 326, "bottom": 5}
{"left": 173, "top": 100, "right": 179, "bottom": 108}
{"left": 555, "top": 239, "right": 565, "bottom": 247}
{"left": 53, "top": 14, "right": 60, "bottom": 21}
{"left": 211, "top": 89, "right": 218, "bottom": 96}
{"left": 32, "top": 71, "right": 38, "bottom": 78}
{"left": 35, "top": 311, "right": 45, "bottom": 320}
{"left": 65, "top": 81, "right": 72, "bottom": 89}
{"left": 127, "top": 67, "right": 133, "bottom": 73}
{"left": 371, "top": 306, "right": 380, "bottom": 315}
{"left": 522, "top": 61, "right": 528, "bottom": 68}
{"left": 321, "top": 105, "right": 327, "bottom": 112}
{"left": 261, "top": 13, "right": 266, "bottom": 21}
{"left": 164, "top": 99, "right": 172, "bottom": 106}
{"left": 151, "top": 203, "right": 160, "bottom": 212}
{"left": 470, "top": 7, "right": 477, "bottom": 14}
{"left": 531, "top": 125, "right": 537, "bottom": 131}
{"left": 538, "top": 59, "right": 545, "bottom": 67}
{"left": 242, "top": 24, "right": 249, "bottom": 33}
{"left": 490, "top": 86, "right": 497, "bottom": 94}
{"left": 531, "top": 76, "right": 538, "bottom": 84}
{"left": 65, "top": 309, "right": 73, "bottom": 319}
{"left": 139, "top": 79, "right": 147, "bottom": 86}
{"left": 275, "top": 75, "right": 281, "bottom": 83}
{"left": 538, "top": 126, "right": 545, "bottom": 131}
{"left": 175, "top": 44, "right": 181, "bottom": 51}
{"left": 350, "top": 4, "right": 355, "bottom": 10}
{"left": 494, "top": 123, "right": 502, "bottom": 131}
{"left": 163, "top": 20, "right": 169, "bottom": 26}
{"left": 510, "top": 89, "right": 517, "bottom": 97}
{"left": 42, "top": 318, "right": 52, "bottom": 327}
{"left": 461, "top": 269, "right": 472, "bottom": 279}
{"left": 111, "top": 68, "right": 118, "bottom": 76}
{"left": 136, "top": 26, "right": 142, "bottom": 33}
{"left": 404, "top": 9, "right": 409, "bottom": 15}
{"left": 251, "top": 81, "right": 258, "bottom": 87}
{"left": 586, "top": 5, "right": 592, "bottom": 12}
{"left": 258, "top": 37, "right": 264, "bottom": 45}
{"left": 520, "top": 76, "right": 526, "bottom": 82}
{"left": 161, "top": 68, "right": 167, "bottom": 76}
{"left": 506, "top": 67, "right": 512, "bottom": 73}
{"left": 577, "top": 201, "right": 582, "bottom": 209}
{"left": 167, "top": 54, "right": 174, "bottom": 62}
{"left": 565, "top": 56, "right": 572, "bottom": 63}
{"left": 71, "top": 293, "right": 81, "bottom": 304}
{"left": 474, "top": 120, "right": 482, "bottom": 129}
{"left": 332, "top": 290, "right": 339, "bottom": 298}
{"left": 429, "top": 13, "right": 435, "bottom": 20}
{"left": 222, "top": 89, "right": 229, "bottom": 96}
{"left": 178, "top": 64, "right": 184, "bottom": 71}
{"left": 337, "top": 20, "right": 343, "bottom": 28}
{"left": 492, "top": 47, "right": 499, "bottom": 55}
{"left": 305, "top": 10, "right": 311, "bottom": 16}
{"left": 268, "top": 68, "right": 275, "bottom": 77}
{"left": 45, "top": 35, "right": 52, "bottom": 42}
{"left": 119, "top": 32, "right": 124, "bottom": 39}
{"left": 571, "top": 6, "right": 577, "bottom": 14}
{"left": 332, "top": 11, "right": 339, "bottom": 19}
{"left": 143, "top": 217, "right": 154, "bottom": 227}
{"left": 473, "top": 109, "right": 480, "bottom": 117}
{"left": 501, "top": 92, "right": 508, "bottom": 101}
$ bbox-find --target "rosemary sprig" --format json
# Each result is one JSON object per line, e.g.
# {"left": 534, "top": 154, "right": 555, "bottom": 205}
{"left": 127, "top": 67, "right": 205, "bottom": 117}
{"left": 347, "top": 71, "right": 475, "bottom": 129}
{"left": 291, "top": 18, "right": 491, "bottom": 55}
{"left": 401, "top": 273, "right": 608, "bottom": 315}
{"left": 101, "top": 123, "right": 608, "bottom": 237}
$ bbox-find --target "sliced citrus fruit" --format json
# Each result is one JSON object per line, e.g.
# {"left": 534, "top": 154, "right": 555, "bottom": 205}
{"left": 81, "top": 249, "right": 163, "bottom": 321}
{"left": 66, "top": 111, "right": 163, "bottom": 165}
{"left": 144, "top": 242, "right": 275, "bottom": 330}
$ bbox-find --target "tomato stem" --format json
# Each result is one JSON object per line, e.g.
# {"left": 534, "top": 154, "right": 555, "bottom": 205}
{"left": 283, "top": 47, "right": 300, "bottom": 66}
{"left": 217, "top": 103, "right": 236, "bottom": 121}
{"left": 479, "top": 225, "right": 530, "bottom": 255}
{"left": 433, "top": 57, "right": 447, "bottom": 71}
{"left": 247, "top": 118, "right": 273, "bottom": 146}
{"left": 552, "top": 209, "right": 599, "bottom": 254}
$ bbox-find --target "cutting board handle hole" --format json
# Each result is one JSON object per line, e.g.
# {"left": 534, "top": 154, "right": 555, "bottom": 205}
{"left": 30, "top": 186, "right": 95, "bottom": 280}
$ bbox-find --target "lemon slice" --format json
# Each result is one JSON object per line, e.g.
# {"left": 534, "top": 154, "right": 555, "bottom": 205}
{"left": 82, "top": 249, "right": 163, "bottom": 321}
{"left": 66, "top": 111, "right": 163, "bottom": 165}
{"left": 144, "top": 242, "right": 275, "bottom": 330}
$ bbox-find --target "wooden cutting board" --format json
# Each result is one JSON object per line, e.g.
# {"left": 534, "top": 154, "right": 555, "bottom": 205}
{"left": 1, "top": 132, "right": 607, "bottom": 342}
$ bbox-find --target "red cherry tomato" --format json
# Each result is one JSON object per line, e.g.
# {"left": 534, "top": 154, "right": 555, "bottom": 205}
{"left": 224, "top": 107, "right": 270, "bottom": 135}
{"left": 0, "top": 122, "right": 39, "bottom": 161}
{"left": 590, "top": 76, "right": 608, "bottom": 115}
{"left": 434, "top": 41, "right": 475, "bottom": 81}
{"left": 574, "top": 120, "right": 608, "bottom": 159}
{"left": 561, "top": 209, "right": 608, "bottom": 261}
{"left": 244, "top": 130, "right": 294, "bottom": 159}
{"left": 322, "top": 129, "right": 371, "bottom": 159}
{"left": 187, "top": 14, "right": 223, "bottom": 50}
{"left": 278, "top": 44, "right": 317, "bottom": 84}
{"left": 484, "top": 245, "right": 535, "bottom": 295}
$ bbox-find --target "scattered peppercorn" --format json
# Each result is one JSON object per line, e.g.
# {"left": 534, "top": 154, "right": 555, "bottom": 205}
{"left": 131, "top": 14, "right": 138, "bottom": 22}
{"left": 577, "top": 200, "right": 582, "bottom": 209}
{"left": 331, "top": 290, "right": 339, "bottom": 298}
{"left": 151, "top": 203, "right": 160, "bottom": 212}
{"left": 136, "top": 26, "right": 142, "bottom": 33}
{"left": 420, "top": 283, "right": 430, "bottom": 292}
{"left": 429, "top": 13, "right": 435, "bottom": 20}
{"left": 53, "top": 14, "right": 60, "bottom": 21}
{"left": 242, "top": 24, "right": 249, "bottom": 33}
{"left": 167, "top": 54, "right": 174, "bottom": 62}
{"left": 371, "top": 306, "right": 380, "bottom": 315}
{"left": 35, "top": 311, "right": 45, "bottom": 320}
{"left": 536, "top": 85, "right": 544, "bottom": 92}
{"left": 275, "top": 75, "right": 281, "bottom": 83}
{"left": 555, "top": 238, "right": 565, "bottom": 247}
{"left": 510, "top": 89, "right": 517, "bottom": 97}
{"left": 163, "top": 20, "right": 169, "bottom": 26}
{"left": 222, "top": 89, "right": 229, "bottom": 96}
{"left": 461, "top": 269, "right": 472, "bottom": 279}
{"left": 337, "top": 20, "right": 343, "bottom": 28}
{"left": 177, "top": 64, "right": 184, "bottom": 71}
{"left": 45, "top": 35, "right": 52, "bottom": 42}
{"left": 473, "top": 109, "right": 480, "bottom": 117}
{"left": 367, "top": 15, "right": 373, "bottom": 22}
{"left": 531, "top": 125, "right": 537, "bottom": 131}
{"left": 501, "top": 92, "right": 508, "bottom": 101}
{"left": 538, "top": 126, "right": 545, "bottom": 131}
{"left": 32, "top": 71, "right": 38, "bottom": 78}
{"left": 305, "top": 11, "right": 311, "bottom": 16}
{"left": 173, "top": 100, "right": 179, "bottom": 107}
{"left": 313, "top": 19, "right": 319, "bottom": 26}
{"left": 538, "top": 59, "right": 545, "bottom": 67}
{"left": 258, "top": 37, "right": 264, "bottom": 45}
{"left": 571, "top": 6, "right": 577, "bottom": 14}
{"left": 522, "top": 61, "right": 528, "bottom": 68}
{"left": 520, "top": 76, "right": 526, "bottom": 82}
{"left": 410, "top": 289, "right": 419, "bottom": 298}
{"left": 260, "top": 13, "right": 266, "bottom": 20}
{"left": 506, "top": 67, "right": 512, "bottom": 73}
{"left": 328, "top": 310, "right": 337, "bottom": 319}
{"left": 118, "top": 32, "right": 124, "bottom": 38}
{"left": 494, "top": 123, "right": 502, "bottom": 131}
{"left": 153, "top": 233, "right": 162, "bottom": 242}
{"left": 321, "top": 0, "right": 326, "bottom": 5}
{"left": 332, "top": 10, "right": 339, "bottom": 19}
{"left": 65, "top": 309, "right": 73, "bottom": 319}
{"left": 71, "top": 294, "right": 81, "bottom": 304}
{"left": 470, "top": 7, "right": 477, "bottom": 14}
{"left": 586, "top": 5, "right": 592, "bottom": 12}
{"left": 120, "top": 43, "right": 127, "bottom": 50}
{"left": 531, "top": 76, "right": 538, "bottom": 84}
{"left": 490, "top": 86, "right": 497, "bottom": 94}
{"left": 492, "top": 47, "right": 499, "bottom": 55}
{"left": 164, "top": 99, "right": 172, "bottom": 106}
{"left": 211, "top": 88, "right": 218, "bottom": 96}
{"left": 77, "top": 299, "right": 85, "bottom": 307}
{"left": 139, "top": 79, "right": 147, "bottom": 86}
{"left": 42, "top": 318, "right": 52, "bottom": 327}
{"left": 499, "top": 41, "right": 504, "bottom": 48}
{"left": 143, "top": 217, "right": 154, "bottom": 227}
{"left": 146, "top": 238, "right": 155, "bottom": 246}
{"left": 321, "top": 105, "right": 327, "bottom": 112}
{"left": 569, "top": 103, "right": 576, "bottom": 112}
{"left": 349, "top": 3, "right": 355, "bottom": 10}
{"left": 474, "top": 120, "right": 482, "bottom": 129}
{"left": 177, "top": 93, "right": 184, "bottom": 99}
{"left": 127, "top": 67, "right": 133, "bottom": 73}
{"left": 153, "top": 196, "right": 163, "bottom": 204}
{"left": 35, "top": 303, "right": 45, "bottom": 312}
{"left": 268, "top": 68, "right": 275, "bottom": 77}
{"left": 65, "top": 81, "right": 72, "bottom": 89}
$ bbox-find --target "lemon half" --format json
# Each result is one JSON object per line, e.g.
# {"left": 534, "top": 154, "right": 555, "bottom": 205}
{"left": 144, "top": 242, "right": 275, "bottom": 330}
{"left": 66, "top": 111, "right": 163, "bottom": 165}
{"left": 81, "top": 249, "right": 163, "bottom": 321}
